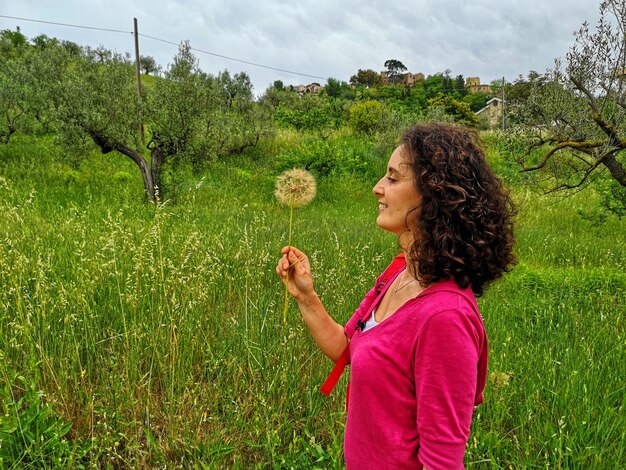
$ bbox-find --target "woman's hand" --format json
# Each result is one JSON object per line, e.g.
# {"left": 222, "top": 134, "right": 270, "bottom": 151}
{"left": 276, "top": 246, "right": 315, "bottom": 302}
{"left": 276, "top": 246, "right": 347, "bottom": 361}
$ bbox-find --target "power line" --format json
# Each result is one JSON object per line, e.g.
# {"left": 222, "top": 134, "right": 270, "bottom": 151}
{"left": 0, "top": 14, "right": 328, "bottom": 81}
{"left": 139, "top": 33, "right": 328, "bottom": 80}
{"left": 1, "top": 14, "right": 504, "bottom": 85}
{"left": 0, "top": 15, "right": 132, "bottom": 35}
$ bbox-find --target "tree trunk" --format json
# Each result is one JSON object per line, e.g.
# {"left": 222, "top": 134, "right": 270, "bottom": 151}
{"left": 115, "top": 143, "right": 157, "bottom": 202}
{"left": 150, "top": 146, "right": 164, "bottom": 200}
{"left": 86, "top": 130, "right": 171, "bottom": 202}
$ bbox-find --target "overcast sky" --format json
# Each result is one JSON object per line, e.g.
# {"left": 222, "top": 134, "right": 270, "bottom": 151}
{"left": 1, "top": 1, "right": 601, "bottom": 95}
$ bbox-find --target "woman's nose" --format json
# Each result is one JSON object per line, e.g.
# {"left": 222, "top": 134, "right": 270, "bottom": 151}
{"left": 372, "top": 179, "right": 384, "bottom": 196}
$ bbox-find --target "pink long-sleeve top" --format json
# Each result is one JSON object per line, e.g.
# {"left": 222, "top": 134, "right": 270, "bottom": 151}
{"left": 343, "top": 273, "right": 488, "bottom": 470}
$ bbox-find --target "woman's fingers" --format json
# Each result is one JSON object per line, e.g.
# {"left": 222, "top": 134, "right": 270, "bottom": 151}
{"left": 276, "top": 253, "right": 297, "bottom": 277}
{"left": 281, "top": 245, "right": 307, "bottom": 260}
{"left": 278, "top": 246, "right": 312, "bottom": 285}
{"left": 276, "top": 254, "right": 290, "bottom": 277}
{"left": 277, "top": 246, "right": 314, "bottom": 299}
{"left": 276, "top": 263, "right": 285, "bottom": 279}
{"left": 288, "top": 250, "right": 307, "bottom": 275}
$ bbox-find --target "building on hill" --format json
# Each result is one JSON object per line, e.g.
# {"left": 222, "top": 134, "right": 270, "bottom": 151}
{"left": 476, "top": 97, "right": 504, "bottom": 127}
{"left": 380, "top": 71, "right": 425, "bottom": 86}
{"left": 403, "top": 72, "right": 425, "bottom": 87}
{"left": 291, "top": 82, "right": 321, "bottom": 95}
{"left": 465, "top": 77, "right": 492, "bottom": 94}
{"left": 306, "top": 82, "right": 321, "bottom": 93}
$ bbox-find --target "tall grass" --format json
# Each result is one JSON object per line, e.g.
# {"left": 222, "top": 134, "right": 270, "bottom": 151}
{"left": 0, "top": 133, "right": 624, "bottom": 468}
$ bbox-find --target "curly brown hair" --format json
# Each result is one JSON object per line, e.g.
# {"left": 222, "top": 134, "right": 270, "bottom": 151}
{"left": 402, "top": 122, "right": 516, "bottom": 296}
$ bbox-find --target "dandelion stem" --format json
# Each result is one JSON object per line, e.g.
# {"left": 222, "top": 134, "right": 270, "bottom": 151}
{"left": 275, "top": 168, "right": 316, "bottom": 325}
{"left": 283, "top": 202, "right": 294, "bottom": 325}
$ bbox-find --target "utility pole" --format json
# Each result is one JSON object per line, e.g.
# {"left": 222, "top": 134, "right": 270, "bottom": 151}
{"left": 133, "top": 17, "right": 145, "bottom": 144}
{"left": 501, "top": 76, "right": 506, "bottom": 132}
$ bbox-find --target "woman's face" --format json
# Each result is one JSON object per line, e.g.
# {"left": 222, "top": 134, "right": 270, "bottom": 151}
{"left": 372, "top": 145, "right": 421, "bottom": 246}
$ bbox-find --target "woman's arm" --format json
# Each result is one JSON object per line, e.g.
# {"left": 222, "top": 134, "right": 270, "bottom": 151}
{"left": 414, "top": 309, "right": 482, "bottom": 469}
{"left": 276, "top": 246, "right": 347, "bottom": 362}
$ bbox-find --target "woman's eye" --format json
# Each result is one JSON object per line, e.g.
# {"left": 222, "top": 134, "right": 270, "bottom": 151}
{"left": 386, "top": 176, "right": 396, "bottom": 183}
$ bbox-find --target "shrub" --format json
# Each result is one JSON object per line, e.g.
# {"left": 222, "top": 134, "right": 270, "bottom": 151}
{"left": 274, "top": 99, "right": 346, "bottom": 138}
{"left": 275, "top": 137, "right": 377, "bottom": 178}
{"left": 348, "top": 100, "right": 390, "bottom": 135}
{"left": 427, "top": 94, "right": 479, "bottom": 126}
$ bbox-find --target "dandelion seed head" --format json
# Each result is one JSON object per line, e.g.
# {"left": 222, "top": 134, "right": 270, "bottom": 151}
{"left": 275, "top": 168, "right": 317, "bottom": 208}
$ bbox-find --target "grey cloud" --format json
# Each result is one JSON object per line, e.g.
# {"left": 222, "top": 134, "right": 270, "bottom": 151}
{"left": 3, "top": 0, "right": 602, "bottom": 91}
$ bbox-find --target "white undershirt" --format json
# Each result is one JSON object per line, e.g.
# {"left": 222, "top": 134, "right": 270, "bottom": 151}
{"left": 362, "top": 308, "right": 379, "bottom": 331}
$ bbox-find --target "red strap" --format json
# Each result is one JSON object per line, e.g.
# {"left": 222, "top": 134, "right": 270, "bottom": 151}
{"left": 319, "top": 344, "right": 350, "bottom": 396}
{"left": 319, "top": 254, "right": 406, "bottom": 397}
{"left": 376, "top": 253, "right": 406, "bottom": 293}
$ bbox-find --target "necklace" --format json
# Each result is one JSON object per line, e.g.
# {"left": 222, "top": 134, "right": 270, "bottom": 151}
{"left": 394, "top": 273, "right": 418, "bottom": 293}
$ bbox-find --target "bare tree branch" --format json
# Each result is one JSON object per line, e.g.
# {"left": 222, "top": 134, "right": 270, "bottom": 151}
{"left": 521, "top": 140, "right": 606, "bottom": 172}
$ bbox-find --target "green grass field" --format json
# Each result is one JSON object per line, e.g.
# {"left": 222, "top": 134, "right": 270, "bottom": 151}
{"left": 0, "top": 133, "right": 624, "bottom": 469}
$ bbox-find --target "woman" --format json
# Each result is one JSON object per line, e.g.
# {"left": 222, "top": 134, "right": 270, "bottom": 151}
{"left": 276, "top": 122, "right": 516, "bottom": 469}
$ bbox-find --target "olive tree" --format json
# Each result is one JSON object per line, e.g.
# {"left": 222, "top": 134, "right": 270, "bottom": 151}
{"left": 509, "top": 0, "right": 626, "bottom": 214}
{"left": 0, "top": 31, "right": 48, "bottom": 142}
{"left": 34, "top": 40, "right": 270, "bottom": 202}
{"left": 0, "top": 56, "right": 31, "bottom": 143}
{"left": 39, "top": 45, "right": 158, "bottom": 197}
{"left": 139, "top": 55, "right": 160, "bottom": 76}
{"left": 148, "top": 45, "right": 272, "bottom": 169}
